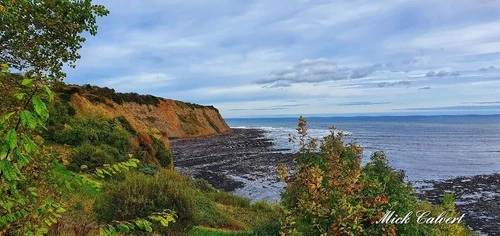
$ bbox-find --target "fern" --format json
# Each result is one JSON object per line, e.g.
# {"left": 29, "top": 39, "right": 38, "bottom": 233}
{"left": 99, "top": 210, "right": 176, "bottom": 235}
{"left": 93, "top": 155, "right": 140, "bottom": 179}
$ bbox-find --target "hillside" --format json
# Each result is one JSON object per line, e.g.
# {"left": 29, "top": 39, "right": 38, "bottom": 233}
{"left": 56, "top": 84, "right": 230, "bottom": 143}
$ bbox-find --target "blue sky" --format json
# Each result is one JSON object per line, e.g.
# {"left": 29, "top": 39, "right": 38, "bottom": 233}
{"left": 66, "top": 0, "right": 500, "bottom": 118}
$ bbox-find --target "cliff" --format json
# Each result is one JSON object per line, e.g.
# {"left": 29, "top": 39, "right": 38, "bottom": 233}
{"left": 55, "top": 84, "right": 231, "bottom": 149}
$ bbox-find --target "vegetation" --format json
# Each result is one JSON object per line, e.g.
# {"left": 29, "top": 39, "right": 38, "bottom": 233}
{"left": 0, "top": 0, "right": 109, "bottom": 79}
{"left": 55, "top": 84, "right": 162, "bottom": 106}
{"left": 277, "top": 117, "right": 472, "bottom": 235}
{"left": 0, "top": 1, "right": 475, "bottom": 235}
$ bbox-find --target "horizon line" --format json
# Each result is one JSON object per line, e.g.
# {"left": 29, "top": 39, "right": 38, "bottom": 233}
{"left": 224, "top": 113, "right": 500, "bottom": 119}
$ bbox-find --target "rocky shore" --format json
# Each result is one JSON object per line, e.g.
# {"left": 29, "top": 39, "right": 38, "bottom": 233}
{"left": 171, "top": 128, "right": 500, "bottom": 234}
{"left": 415, "top": 174, "right": 500, "bottom": 235}
{"left": 170, "top": 128, "right": 293, "bottom": 202}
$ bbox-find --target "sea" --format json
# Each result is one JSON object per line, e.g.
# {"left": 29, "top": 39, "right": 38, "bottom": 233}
{"left": 226, "top": 115, "right": 500, "bottom": 182}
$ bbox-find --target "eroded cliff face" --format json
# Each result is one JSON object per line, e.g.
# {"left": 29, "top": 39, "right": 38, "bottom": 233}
{"left": 58, "top": 85, "right": 231, "bottom": 149}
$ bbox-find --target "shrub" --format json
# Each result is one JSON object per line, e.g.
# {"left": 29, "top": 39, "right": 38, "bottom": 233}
{"left": 152, "top": 136, "right": 173, "bottom": 168}
{"left": 67, "top": 142, "right": 123, "bottom": 172}
{"left": 137, "top": 163, "right": 160, "bottom": 175}
{"left": 52, "top": 116, "right": 131, "bottom": 152}
{"left": 94, "top": 170, "right": 228, "bottom": 234}
{"left": 278, "top": 117, "right": 472, "bottom": 235}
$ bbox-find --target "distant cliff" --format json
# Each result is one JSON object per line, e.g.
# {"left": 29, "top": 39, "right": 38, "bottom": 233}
{"left": 55, "top": 84, "right": 231, "bottom": 149}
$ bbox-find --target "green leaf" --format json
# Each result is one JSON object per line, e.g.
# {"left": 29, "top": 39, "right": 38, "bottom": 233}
{"left": 99, "top": 227, "right": 110, "bottom": 236}
{"left": 20, "top": 111, "right": 37, "bottom": 130}
{"left": 0, "top": 145, "right": 9, "bottom": 160}
{"left": 135, "top": 219, "right": 153, "bottom": 232}
{"left": 0, "top": 160, "right": 18, "bottom": 181}
{"left": 5, "top": 129, "right": 17, "bottom": 149}
{"left": 16, "top": 153, "right": 30, "bottom": 167}
{"left": 56, "top": 207, "right": 66, "bottom": 213}
{"left": 32, "top": 97, "right": 48, "bottom": 118}
{"left": 21, "top": 79, "right": 33, "bottom": 86}
{"left": 15, "top": 93, "right": 26, "bottom": 100}
{"left": 117, "top": 223, "right": 130, "bottom": 233}
{"left": 4, "top": 112, "right": 15, "bottom": 120}
{"left": 22, "top": 134, "right": 37, "bottom": 154}
{"left": 44, "top": 86, "right": 54, "bottom": 101}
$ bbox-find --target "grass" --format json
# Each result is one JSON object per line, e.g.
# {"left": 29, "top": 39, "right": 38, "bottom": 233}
{"left": 186, "top": 226, "right": 251, "bottom": 236}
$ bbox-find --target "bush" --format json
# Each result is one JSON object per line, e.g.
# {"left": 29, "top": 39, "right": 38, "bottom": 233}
{"left": 278, "top": 117, "right": 472, "bottom": 235}
{"left": 152, "top": 136, "right": 173, "bottom": 168}
{"left": 44, "top": 101, "right": 76, "bottom": 140}
{"left": 94, "top": 170, "right": 228, "bottom": 234}
{"left": 67, "top": 142, "right": 123, "bottom": 172}
{"left": 137, "top": 163, "right": 160, "bottom": 175}
{"left": 52, "top": 116, "right": 131, "bottom": 152}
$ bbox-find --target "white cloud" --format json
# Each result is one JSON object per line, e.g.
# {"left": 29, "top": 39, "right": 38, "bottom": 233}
{"left": 98, "top": 73, "right": 175, "bottom": 91}
{"left": 66, "top": 0, "right": 500, "bottom": 117}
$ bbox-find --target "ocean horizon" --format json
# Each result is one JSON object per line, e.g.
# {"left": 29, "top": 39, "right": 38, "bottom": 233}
{"left": 226, "top": 114, "right": 500, "bottom": 182}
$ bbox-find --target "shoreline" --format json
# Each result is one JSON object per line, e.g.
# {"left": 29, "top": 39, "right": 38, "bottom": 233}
{"left": 415, "top": 174, "right": 500, "bottom": 234}
{"left": 170, "top": 128, "right": 499, "bottom": 234}
{"left": 170, "top": 128, "right": 293, "bottom": 202}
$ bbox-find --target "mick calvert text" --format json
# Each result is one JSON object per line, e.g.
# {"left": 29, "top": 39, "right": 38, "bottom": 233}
{"left": 376, "top": 210, "right": 465, "bottom": 224}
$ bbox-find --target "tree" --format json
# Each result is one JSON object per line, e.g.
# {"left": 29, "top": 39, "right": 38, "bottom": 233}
{"left": 0, "top": 1, "right": 108, "bottom": 234}
{"left": 0, "top": 0, "right": 109, "bottom": 79}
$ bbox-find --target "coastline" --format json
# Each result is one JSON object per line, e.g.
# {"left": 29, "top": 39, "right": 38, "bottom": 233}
{"left": 170, "top": 128, "right": 293, "bottom": 202}
{"left": 415, "top": 174, "right": 500, "bottom": 234}
{"left": 171, "top": 127, "right": 500, "bottom": 234}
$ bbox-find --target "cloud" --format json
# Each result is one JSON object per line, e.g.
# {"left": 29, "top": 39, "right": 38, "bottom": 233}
{"left": 377, "top": 81, "right": 411, "bottom": 87}
{"left": 425, "top": 70, "right": 460, "bottom": 77}
{"left": 64, "top": 0, "right": 500, "bottom": 117}
{"left": 265, "top": 81, "right": 291, "bottom": 88}
{"left": 98, "top": 73, "right": 175, "bottom": 91}
{"left": 255, "top": 58, "right": 385, "bottom": 86}
{"left": 478, "top": 66, "right": 496, "bottom": 71}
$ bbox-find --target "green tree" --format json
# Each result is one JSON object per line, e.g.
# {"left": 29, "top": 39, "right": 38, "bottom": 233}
{"left": 0, "top": 0, "right": 109, "bottom": 79}
{"left": 0, "top": 0, "right": 108, "bottom": 234}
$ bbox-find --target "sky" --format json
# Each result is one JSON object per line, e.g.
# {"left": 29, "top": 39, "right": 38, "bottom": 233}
{"left": 66, "top": 0, "right": 500, "bottom": 118}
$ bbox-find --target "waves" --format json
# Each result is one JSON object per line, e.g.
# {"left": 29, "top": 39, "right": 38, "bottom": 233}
{"left": 231, "top": 126, "right": 352, "bottom": 153}
{"left": 229, "top": 116, "right": 500, "bottom": 181}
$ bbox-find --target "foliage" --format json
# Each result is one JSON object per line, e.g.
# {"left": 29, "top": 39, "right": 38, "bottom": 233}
{"left": 278, "top": 117, "right": 472, "bottom": 236}
{"left": 99, "top": 210, "right": 176, "bottom": 236}
{"left": 57, "top": 84, "right": 162, "bottom": 106}
{"left": 93, "top": 156, "right": 140, "bottom": 179}
{"left": 0, "top": 66, "right": 66, "bottom": 235}
{"left": 0, "top": 0, "right": 109, "bottom": 79}
{"left": 44, "top": 100, "right": 76, "bottom": 139}
{"left": 67, "top": 142, "right": 124, "bottom": 172}
{"left": 136, "top": 163, "right": 160, "bottom": 175}
{"left": 50, "top": 116, "right": 131, "bottom": 152}
{"left": 94, "top": 170, "right": 239, "bottom": 234}
{"left": 151, "top": 135, "right": 173, "bottom": 168}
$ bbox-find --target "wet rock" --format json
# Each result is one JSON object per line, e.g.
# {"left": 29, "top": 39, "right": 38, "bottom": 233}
{"left": 415, "top": 174, "right": 500, "bottom": 235}
{"left": 171, "top": 128, "right": 293, "bottom": 201}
